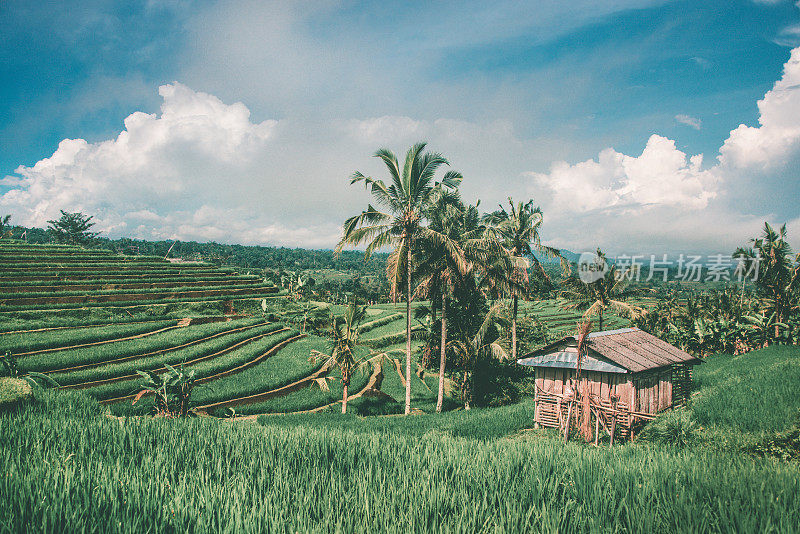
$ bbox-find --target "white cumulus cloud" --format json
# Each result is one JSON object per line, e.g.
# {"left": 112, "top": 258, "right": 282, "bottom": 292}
{"left": 3, "top": 47, "right": 800, "bottom": 254}
{"left": 530, "top": 46, "right": 800, "bottom": 254}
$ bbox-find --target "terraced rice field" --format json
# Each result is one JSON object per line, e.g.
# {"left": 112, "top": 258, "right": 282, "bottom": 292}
{"left": 0, "top": 242, "right": 636, "bottom": 418}
{"left": 0, "top": 241, "right": 279, "bottom": 314}
{"left": 517, "top": 299, "right": 631, "bottom": 339}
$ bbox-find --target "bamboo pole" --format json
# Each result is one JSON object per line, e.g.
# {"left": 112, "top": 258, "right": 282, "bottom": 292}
{"left": 564, "top": 400, "right": 573, "bottom": 442}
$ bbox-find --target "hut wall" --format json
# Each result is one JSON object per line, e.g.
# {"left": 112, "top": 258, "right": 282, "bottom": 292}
{"left": 534, "top": 368, "right": 630, "bottom": 402}
{"left": 632, "top": 369, "right": 674, "bottom": 414}
{"left": 670, "top": 363, "right": 694, "bottom": 407}
{"left": 534, "top": 368, "right": 633, "bottom": 439}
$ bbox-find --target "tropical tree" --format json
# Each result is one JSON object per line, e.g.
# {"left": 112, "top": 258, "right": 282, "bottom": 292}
{"left": 747, "top": 223, "right": 799, "bottom": 339}
{"left": 560, "top": 249, "right": 641, "bottom": 330}
{"left": 310, "top": 302, "right": 372, "bottom": 413}
{"left": 414, "top": 193, "right": 510, "bottom": 411}
{"left": 733, "top": 246, "right": 758, "bottom": 301}
{"left": 279, "top": 301, "right": 332, "bottom": 334}
{"left": 47, "top": 210, "right": 100, "bottom": 246}
{"left": 0, "top": 214, "right": 13, "bottom": 239}
{"left": 337, "top": 142, "right": 462, "bottom": 414}
{"left": 447, "top": 304, "right": 509, "bottom": 410}
{"left": 743, "top": 311, "right": 788, "bottom": 349}
{"left": 132, "top": 364, "right": 197, "bottom": 417}
{"left": 483, "top": 198, "right": 566, "bottom": 360}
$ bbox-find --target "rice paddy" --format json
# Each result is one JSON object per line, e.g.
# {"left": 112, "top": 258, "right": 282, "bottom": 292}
{"left": 1, "top": 240, "right": 799, "bottom": 531}
{"left": 1, "top": 390, "right": 799, "bottom": 533}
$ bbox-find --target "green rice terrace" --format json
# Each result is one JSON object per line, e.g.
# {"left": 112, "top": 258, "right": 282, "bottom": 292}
{"left": 1, "top": 236, "right": 799, "bottom": 532}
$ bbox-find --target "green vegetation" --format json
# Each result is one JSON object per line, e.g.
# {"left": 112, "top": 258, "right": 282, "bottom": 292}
{"left": 1, "top": 391, "right": 798, "bottom": 532}
{"left": 2, "top": 153, "right": 800, "bottom": 531}
{"left": 692, "top": 345, "right": 800, "bottom": 435}
{"left": 0, "top": 320, "right": 176, "bottom": 353}
{"left": 0, "top": 377, "right": 32, "bottom": 412}
{"left": 53, "top": 323, "right": 285, "bottom": 389}
{"left": 46, "top": 210, "right": 100, "bottom": 246}
{"left": 16, "top": 317, "right": 269, "bottom": 373}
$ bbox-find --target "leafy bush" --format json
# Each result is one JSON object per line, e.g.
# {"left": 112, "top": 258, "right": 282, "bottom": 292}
{"left": 0, "top": 378, "right": 32, "bottom": 413}
{"left": 639, "top": 409, "right": 702, "bottom": 448}
{"left": 471, "top": 357, "right": 531, "bottom": 408}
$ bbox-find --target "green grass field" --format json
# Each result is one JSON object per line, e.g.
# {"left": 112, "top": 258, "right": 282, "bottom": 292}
{"left": 1, "top": 389, "right": 798, "bottom": 533}
{"left": 2, "top": 242, "right": 799, "bottom": 531}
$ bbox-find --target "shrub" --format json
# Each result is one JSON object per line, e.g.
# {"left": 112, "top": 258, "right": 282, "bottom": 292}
{"left": 470, "top": 357, "right": 531, "bottom": 408}
{"left": 639, "top": 409, "right": 702, "bottom": 448}
{"left": 0, "top": 378, "right": 32, "bottom": 413}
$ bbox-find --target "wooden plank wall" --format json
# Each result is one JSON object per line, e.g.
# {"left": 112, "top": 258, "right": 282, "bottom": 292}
{"left": 535, "top": 366, "right": 676, "bottom": 419}
{"left": 535, "top": 368, "right": 632, "bottom": 404}
{"left": 633, "top": 369, "right": 674, "bottom": 414}
{"left": 535, "top": 367, "right": 635, "bottom": 439}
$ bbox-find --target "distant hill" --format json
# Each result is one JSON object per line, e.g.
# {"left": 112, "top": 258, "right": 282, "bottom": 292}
{"left": 532, "top": 249, "right": 580, "bottom": 264}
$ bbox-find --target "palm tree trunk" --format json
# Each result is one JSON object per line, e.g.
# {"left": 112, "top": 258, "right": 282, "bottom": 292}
{"left": 436, "top": 294, "right": 447, "bottom": 413}
{"left": 342, "top": 383, "right": 348, "bottom": 414}
{"left": 599, "top": 308, "right": 603, "bottom": 331}
{"left": 512, "top": 295, "right": 518, "bottom": 360}
{"left": 405, "top": 243, "right": 412, "bottom": 415}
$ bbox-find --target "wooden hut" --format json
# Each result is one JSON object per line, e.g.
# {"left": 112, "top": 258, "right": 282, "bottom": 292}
{"left": 517, "top": 327, "right": 700, "bottom": 440}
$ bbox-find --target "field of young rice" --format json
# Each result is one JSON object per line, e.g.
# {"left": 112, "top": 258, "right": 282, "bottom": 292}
{"left": 1, "top": 391, "right": 798, "bottom": 533}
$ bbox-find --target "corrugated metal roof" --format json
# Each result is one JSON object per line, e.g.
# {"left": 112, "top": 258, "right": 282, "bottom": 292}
{"left": 520, "top": 328, "right": 700, "bottom": 373}
{"left": 517, "top": 351, "right": 629, "bottom": 374}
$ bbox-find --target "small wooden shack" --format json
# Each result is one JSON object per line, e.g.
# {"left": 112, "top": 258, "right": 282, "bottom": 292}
{"left": 518, "top": 327, "right": 700, "bottom": 440}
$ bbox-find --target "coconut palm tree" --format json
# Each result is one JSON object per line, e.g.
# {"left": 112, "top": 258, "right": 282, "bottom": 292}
{"left": 414, "top": 193, "right": 510, "bottom": 412}
{"left": 560, "top": 249, "right": 641, "bottom": 330}
{"left": 483, "top": 198, "right": 566, "bottom": 361}
{"left": 337, "top": 142, "right": 463, "bottom": 414}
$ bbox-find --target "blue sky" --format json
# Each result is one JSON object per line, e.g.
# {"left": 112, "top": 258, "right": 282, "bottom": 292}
{"left": 2, "top": 0, "right": 800, "bottom": 253}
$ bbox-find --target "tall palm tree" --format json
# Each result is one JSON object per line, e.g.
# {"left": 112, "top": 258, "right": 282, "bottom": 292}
{"left": 414, "top": 193, "right": 509, "bottom": 412}
{"left": 560, "top": 249, "right": 640, "bottom": 330}
{"left": 337, "top": 142, "right": 463, "bottom": 414}
{"left": 749, "top": 223, "right": 799, "bottom": 339}
{"left": 310, "top": 302, "right": 368, "bottom": 414}
{"left": 483, "top": 198, "right": 566, "bottom": 360}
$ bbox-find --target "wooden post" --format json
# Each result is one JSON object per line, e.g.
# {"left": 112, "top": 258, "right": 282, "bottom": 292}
{"left": 594, "top": 414, "right": 600, "bottom": 446}
{"left": 609, "top": 394, "right": 618, "bottom": 447}
{"left": 564, "top": 400, "right": 573, "bottom": 442}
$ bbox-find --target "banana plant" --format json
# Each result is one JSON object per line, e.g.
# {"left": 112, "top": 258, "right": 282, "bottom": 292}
{"left": 743, "top": 312, "right": 788, "bottom": 349}
{"left": 446, "top": 304, "right": 509, "bottom": 410}
{"left": 133, "top": 363, "right": 196, "bottom": 417}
